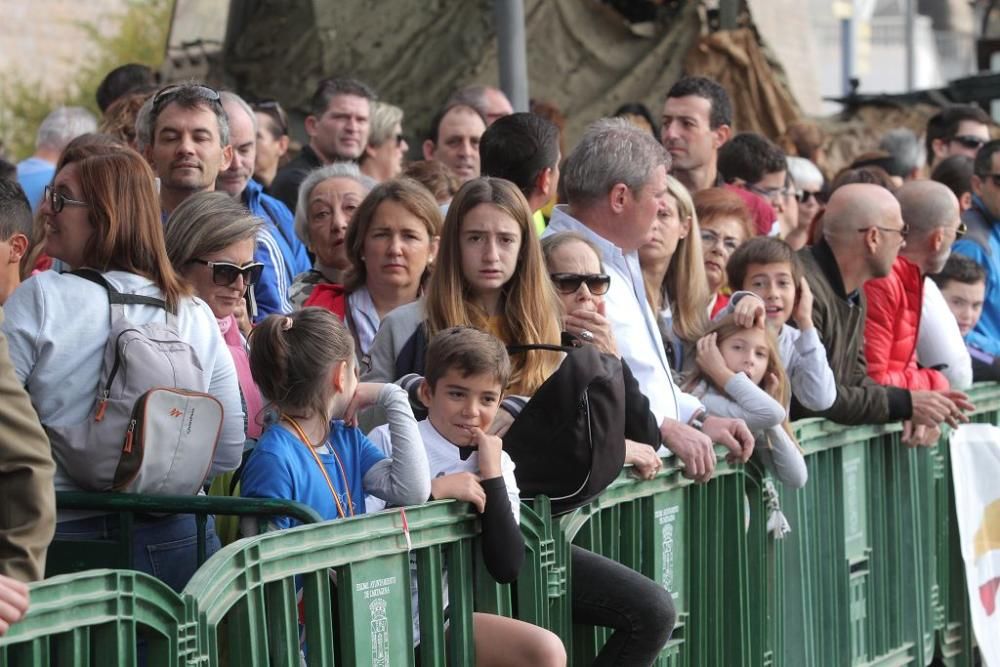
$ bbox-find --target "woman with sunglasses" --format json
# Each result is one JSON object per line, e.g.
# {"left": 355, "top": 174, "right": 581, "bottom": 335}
{"left": 2, "top": 142, "right": 245, "bottom": 591}
{"left": 164, "top": 192, "right": 266, "bottom": 442}
{"left": 360, "top": 101, "right": 408, "bottom": 183}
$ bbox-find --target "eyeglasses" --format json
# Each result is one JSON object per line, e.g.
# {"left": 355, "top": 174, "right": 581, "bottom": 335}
{"left": 549, "top": 273, "right": 611, "bottom": 296}
{"left": 251, "top": 99, "right": 289, "bottom": 136}
{"left": 151, "top": 84, "right": 221, "bottom": 114}
{"left": 955, "top": 220, "right": 967, "bottom": 239}
{"left": 950, "top": 135, "right": 986, "bottom": 150}
{"left": 700, "top": 229, "right": 741, "bottom": 253}
{"left": 745, "top": 182, "right": 784, "bottom": 203}
{"left": 858, "top": 223, "right": 909, "bottom": 238}
{"left": 190, "top": 259, "right": 264, "bottom": 286}
{"left": 796, "top": 190, "right": 821, "bottom": 204}
{"left": 395, "top": 133, "right": 407, "bottom": 146}
{"left": 43, "top": 185, "right": 87, "bottom": 213}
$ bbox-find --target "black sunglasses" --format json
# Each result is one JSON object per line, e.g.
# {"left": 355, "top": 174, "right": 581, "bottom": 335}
{"left": 43, "top": 184, "right": 87, "bottom": 213}
{"left": 550, "top": 273, "right": 611, "bottom": 296}
{"left": 795, "top": 190, "right": 821, "bottom": 204}
{"left": 151, "top": 84, "right": 221, "bottom": 114}
{"left": 951, "top": 135, "right": 986, "bottom": 150}
{"left": 190, "top": 259, "right": 264, "bottom": 287}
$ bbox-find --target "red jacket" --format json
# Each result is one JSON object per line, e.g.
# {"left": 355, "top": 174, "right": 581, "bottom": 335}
{"left": 863, "top": 256, "right": 949, "bottom": 390}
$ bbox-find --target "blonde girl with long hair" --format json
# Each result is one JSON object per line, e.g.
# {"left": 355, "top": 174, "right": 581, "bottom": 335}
{"left": 683, "top": 315, "right": 807, "bottom": 491}
{"left": 638, "top": 174, "right": 711, "bottom": 375}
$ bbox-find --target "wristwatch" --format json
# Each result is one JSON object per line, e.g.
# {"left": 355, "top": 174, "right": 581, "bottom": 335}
{"left": 689, "top": 409, "right": 707, "bottom": 432}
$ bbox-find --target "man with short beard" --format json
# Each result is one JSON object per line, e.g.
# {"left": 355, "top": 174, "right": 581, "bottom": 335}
{"left": 217, "top": 92, "right": 311, "bottom": 319}
{"left": 136, "top": 84, "right": 233, "bottom": 216}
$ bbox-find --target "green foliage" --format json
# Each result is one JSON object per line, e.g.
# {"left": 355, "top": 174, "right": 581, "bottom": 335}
{"left": 0, "top": 0, "right": 172, "bottom": 162}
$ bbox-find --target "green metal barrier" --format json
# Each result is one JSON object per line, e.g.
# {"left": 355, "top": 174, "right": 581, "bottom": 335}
{"left": 5, "top": 384, "right": 999, "bottom": 665}
{"left": 47, "top": 492, "right": 324, "bottom": 577}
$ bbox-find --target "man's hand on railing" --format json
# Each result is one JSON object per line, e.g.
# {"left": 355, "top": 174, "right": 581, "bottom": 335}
{"left": 910, "top": 390, "right": 974, "bottom": 428}
{"left": 702, "top": 415, "right": 755, "bottom": 465}
{"left": 902, "top": 421, "right": 941, "bottom": 448}
{"left": 0, "top": 574, "right": 29, "bottom": 637}
{"left": 660, "top": 419, "right": 715, "bottom": 483}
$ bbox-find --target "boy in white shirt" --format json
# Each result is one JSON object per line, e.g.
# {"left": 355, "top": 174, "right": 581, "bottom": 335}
{"left": 367, "top": 326, "right": 565, "bottom": 666}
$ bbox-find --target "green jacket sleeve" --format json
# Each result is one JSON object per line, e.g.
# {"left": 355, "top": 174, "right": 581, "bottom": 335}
{"left": 0, "top": 309, "right": 56, "bottom": 582}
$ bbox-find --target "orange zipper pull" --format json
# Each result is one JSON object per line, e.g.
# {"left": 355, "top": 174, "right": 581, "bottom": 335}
{"left": 123, "top": 419, "right": 136, "bottom": 453}
{"left": 95, "top": 391, "right": 109, "bottom": 421}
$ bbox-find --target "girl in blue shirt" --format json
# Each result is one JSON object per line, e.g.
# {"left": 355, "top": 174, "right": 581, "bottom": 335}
{"left": 241, "top": 308, "right": 430, "bottom": 528}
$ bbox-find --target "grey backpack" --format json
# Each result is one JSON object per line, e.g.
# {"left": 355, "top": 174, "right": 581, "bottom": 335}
{"left": 47, "top": 271, "right": 223, "bottom": 494}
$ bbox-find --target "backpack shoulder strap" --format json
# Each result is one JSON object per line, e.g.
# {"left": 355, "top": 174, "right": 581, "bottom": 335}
{"left": 507, "top": 343, "right": 575, "bottom": 354}
{"left": 71, "top": 269, "right": 170, "bottom": 324}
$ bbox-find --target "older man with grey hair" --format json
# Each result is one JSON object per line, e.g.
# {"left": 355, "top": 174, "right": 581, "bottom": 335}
{"left": 136, "top": 83, "right": 233, "bottom": 215}
{"left": 545, "top": 117, "right": 753, "bottom": 479}
{"left": 215, "top": 91, "right": 311, "bottom": 320}
{"left": 16, "top": 106, "right": 97, "bottom": 212}
{"left": 543, "top": 120, "right": 744, "bottom": 667}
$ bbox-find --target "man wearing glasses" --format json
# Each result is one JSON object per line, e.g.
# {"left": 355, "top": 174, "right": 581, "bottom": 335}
{"left": 925, "top": 104, "right": 992, "bottom": 170}
{"left": 216, "top": 92, "right": 311, "bottom": 320}
{"left": 136, "top": 83, "right": 233, "bottom": 216}
{"left": 795, "top": 183, "right": 972, "bottom": 443}
{"left": 716, "top": 132, "right": 788, "bottom": 236}
{"left": 862, "top": 181, "right": 967, "bottom": 397}
{"left": 953, "top": 140, "right": 1000, "bottom": 358}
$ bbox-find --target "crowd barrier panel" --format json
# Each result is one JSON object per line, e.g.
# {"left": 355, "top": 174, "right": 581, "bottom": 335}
{"left": 46, "top": 493, "right": 324, "bottom": 577}
{"left": 4, "top": 382, "right": 999, "bottom": 665}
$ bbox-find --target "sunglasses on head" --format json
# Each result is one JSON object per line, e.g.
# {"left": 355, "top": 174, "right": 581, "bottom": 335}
{"left": 190, "top": 259, "right": 264, "bottom": 287}
{"left": 550, "top": 273, "right": 611, "bottom": 295}
{"left": 951, "top": 135, "right": 986, "bottom": 150}
{"left": 151, "top": 84, "right": 221, "bottom": 114}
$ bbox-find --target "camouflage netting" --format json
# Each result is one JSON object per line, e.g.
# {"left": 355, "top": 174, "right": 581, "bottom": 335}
{"left": 215, "top": 0, "right": 707, "bottom": 146}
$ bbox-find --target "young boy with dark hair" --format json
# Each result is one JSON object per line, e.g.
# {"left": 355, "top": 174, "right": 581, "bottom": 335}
{"left": 722, "top": 236, "right": 837, "bottom": 412}
{"left": 931, "top": 254, "right": 1000, "bottom": 381}
{"left": 366, "top": 326, "right": 565, "bottom": 666}
{"left": 0, "top": 180, "right": 33, "bottom": 305}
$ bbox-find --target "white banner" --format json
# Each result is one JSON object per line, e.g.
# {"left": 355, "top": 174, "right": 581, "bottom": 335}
{"left": 950, "top": 424, "right": 1000, "bottom": 666}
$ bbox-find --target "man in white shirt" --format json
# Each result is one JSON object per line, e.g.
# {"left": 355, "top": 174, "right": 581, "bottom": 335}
{"left": 545, "top": 117, "right": 753, "bottom": 482}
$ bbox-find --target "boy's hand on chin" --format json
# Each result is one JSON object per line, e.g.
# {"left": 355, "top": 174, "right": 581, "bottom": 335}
{"left": 470, "top": 427, "right": 503, "bottom": 478}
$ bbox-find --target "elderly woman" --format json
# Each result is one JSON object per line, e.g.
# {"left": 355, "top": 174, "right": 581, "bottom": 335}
{"left": 289, "top": 163, "right": 375, "bottom": 307}
{"left": 164, "top": 192, "right": 266, "bottom": 442}
{"left": 639, "top": 175, "right": 710, "bottom": 375}
{"left": 305, "top": 177, "right": 441, "bottom": 361}
{"left": 2, "top": 139, "right": 243, "bottom": 591}
{"left": 784, "top": 156, "right": 825, "bottom": 250}
{"left": 360, "top": 101, "right": 408, "bottom": 182}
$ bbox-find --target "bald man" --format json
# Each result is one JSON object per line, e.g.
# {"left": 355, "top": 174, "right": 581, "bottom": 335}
{"left": 863, "top": 181, "right": 968, "bottom": 391}
{"left": 793, "top": 183, "right": 972, "bottom": 436}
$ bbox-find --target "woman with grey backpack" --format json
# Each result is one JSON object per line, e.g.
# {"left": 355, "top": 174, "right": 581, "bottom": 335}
{"left": 1, "top": 137, "right": 245, "bottom": 591}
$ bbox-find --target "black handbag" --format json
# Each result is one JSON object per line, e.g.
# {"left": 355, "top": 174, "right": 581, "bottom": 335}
{"left": 503, "top": 343, "right": 627, "bottom": 515}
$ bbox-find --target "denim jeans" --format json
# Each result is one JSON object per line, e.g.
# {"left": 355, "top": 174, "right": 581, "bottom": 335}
{"left": 571, "top": 545, "right": 676, "bottom": 667}
{"left": 56, "top": 513, "right": 220, "bottom": 592}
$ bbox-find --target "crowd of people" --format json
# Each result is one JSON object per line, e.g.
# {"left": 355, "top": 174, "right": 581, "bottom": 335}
{"left": 0, "top": 60, "right": 996, "bottom": 665}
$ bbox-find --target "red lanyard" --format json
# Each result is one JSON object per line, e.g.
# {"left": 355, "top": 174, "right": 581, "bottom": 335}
{"left": 282, "top": 414, "right": 355, "bottom": 518}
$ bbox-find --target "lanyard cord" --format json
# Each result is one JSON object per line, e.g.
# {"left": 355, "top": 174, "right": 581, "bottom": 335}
{"left": 281, "top": 414, "right": 355, "bottom": 518}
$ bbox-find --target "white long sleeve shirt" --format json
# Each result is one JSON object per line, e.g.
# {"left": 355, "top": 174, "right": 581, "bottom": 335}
{"left": 545, "top": 207, "right": 703, "bottom": 426}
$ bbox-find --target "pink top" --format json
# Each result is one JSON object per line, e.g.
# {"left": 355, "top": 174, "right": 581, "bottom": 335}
{"left": 219, "top": 315, "right": 264, "bottom": 439}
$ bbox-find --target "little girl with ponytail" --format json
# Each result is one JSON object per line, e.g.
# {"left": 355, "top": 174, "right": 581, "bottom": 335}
{"left": 240, "top": 308, "right": 430, "bottom": 528}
